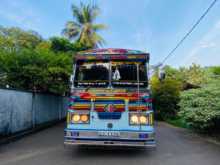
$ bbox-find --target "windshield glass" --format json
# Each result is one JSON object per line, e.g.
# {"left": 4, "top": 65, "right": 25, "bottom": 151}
{"left": 74, "top": 61, "right": 148, "bottom": 88}
{"left": 74, "top": 61, "right": 109, "bottom": 87}
{"left": 111, "top": 62, "right": 147, "bottom": 87}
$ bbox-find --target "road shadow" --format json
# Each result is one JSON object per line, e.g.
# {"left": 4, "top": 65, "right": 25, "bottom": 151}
{"left": 70, "top": 146, "right": 156, "bottom": 158}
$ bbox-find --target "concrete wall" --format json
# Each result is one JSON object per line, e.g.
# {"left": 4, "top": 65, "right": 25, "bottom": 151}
{"left": 0, "top": 89, "right": 68, "bottom": 136}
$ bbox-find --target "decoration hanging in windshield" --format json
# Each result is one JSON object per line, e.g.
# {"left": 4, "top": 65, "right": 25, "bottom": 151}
{"left": 112, "top": 67, "right": 121, "bottom": 80}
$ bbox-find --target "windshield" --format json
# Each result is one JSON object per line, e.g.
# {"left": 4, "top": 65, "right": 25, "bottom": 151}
{"left": 74, "top": 61, "right": 148, "bottom": 88}
{"left": 111, "top": 62, "right": 147, "bottom": 87}
{"left": 74, "top": 61, "right": 109, "bottom": 87}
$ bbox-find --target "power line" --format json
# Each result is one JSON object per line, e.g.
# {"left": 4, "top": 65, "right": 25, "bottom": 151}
{"left": 161, "top": 0, "right": 219, "bottom": 64}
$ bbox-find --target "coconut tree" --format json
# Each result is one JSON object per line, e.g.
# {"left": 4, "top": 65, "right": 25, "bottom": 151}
{"left": 62, "top": 2, "right": 106, "bottom": 48}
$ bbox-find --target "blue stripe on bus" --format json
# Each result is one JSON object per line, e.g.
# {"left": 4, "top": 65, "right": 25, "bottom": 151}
{"left": 65, "top": 137, "right": 155, "bottom": 142}
{"left": 64, "top": 128, "right": 154, "bottom": 132}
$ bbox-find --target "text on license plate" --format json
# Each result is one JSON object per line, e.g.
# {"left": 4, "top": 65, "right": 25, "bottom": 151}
{"left": 98, "top": 131, "right": 120, "bottom": 137}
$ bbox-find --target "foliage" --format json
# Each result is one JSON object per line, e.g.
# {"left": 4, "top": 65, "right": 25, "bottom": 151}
{"left": 0, "top": 48, "right": 72, "bottom": 95}
{"left": 178, "top": 78, "right": 220, "bottom": 132}
{"left": 0, "top": 50, "right": 72, "bottom": 94}
{"left": 62, "top": 2, "right": 106, "bottom": 48}
{"left": 158, "top": 65, "right": 220, "bottom": 133}
{"left": 151, "top": 75, "right": 181, "bottom": 120}
{"left": 150, "top": 65, "right": 192, "bottom": 120}
{"left": 50, "top": 37, "right": 73, "bottom": 53}
{"left": 163, "top": 64, "right": 206, "bottom": 90}
{"left": 36, "top": 41, "right": 51, "bottom": 51}
{"left": 182, "top": 64, "right": 207, "bottom": 85}
{"left": 166, "top": 117, "right": 189, "bottom": 129}
{"left": 50, "top": 37, "right": 91, "bottom": 53}
{"left": 0, "top": 26, "right": 43, "bottom": 50}
{"left": 211, "top": 66, "right": 220, "bottom": 75}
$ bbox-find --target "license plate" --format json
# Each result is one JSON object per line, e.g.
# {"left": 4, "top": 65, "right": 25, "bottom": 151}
{"left": 98, "top": 131, "right": 120, "bottom": 137}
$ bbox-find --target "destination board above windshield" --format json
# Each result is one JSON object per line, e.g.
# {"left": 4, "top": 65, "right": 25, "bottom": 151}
{"left": 75, "top": 48, "right": 149, "bottom": 61}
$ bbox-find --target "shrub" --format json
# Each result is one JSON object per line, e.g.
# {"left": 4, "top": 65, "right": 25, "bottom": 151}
{"left": 0, "top": 26, "right": 92, "bottom": 95}
{"left": 151, "top": 76, "right": 181, "bottom": 120}
{"left": 0, "top": 48, "right": 72, "bottom": 95}
{"left": 179, "top": 80, "right": 220, "bottom": 132}
{"left": 211, "top": 66, "right": 220, "bottom": 75}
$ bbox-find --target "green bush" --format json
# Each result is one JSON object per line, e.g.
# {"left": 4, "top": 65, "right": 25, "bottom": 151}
{"left": 211, "top": 66, "right": 220, "bottom": 75}
{"left": 179, "top": 80, "right": 220, "bottom": 132}
{"left": 0, "top": 26, "right": 91, "bottom": 95}
{"left": 151, "top": 76, "right": 181, "bottom": 120}
{"left": 0, "top": 48, "right": 72, "bottom": 95}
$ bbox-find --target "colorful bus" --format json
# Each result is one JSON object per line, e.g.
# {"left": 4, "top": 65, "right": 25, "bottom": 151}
{"left": 64, "top": 48, "right": 155, "bottom": 147}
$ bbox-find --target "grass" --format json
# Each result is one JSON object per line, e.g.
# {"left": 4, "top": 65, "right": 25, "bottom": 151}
{"left": 165, "top": 117, "right": 189, "bottom": 129}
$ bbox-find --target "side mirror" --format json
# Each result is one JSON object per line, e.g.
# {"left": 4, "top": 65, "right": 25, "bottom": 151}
{"left": 70, "top": 74, "right": 74, "bottom": 83}
{"left": 159, "top": 70, "right": 166, "bottom": 81}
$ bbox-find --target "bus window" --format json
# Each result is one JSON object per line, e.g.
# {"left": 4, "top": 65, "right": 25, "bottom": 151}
{"left": 111, "top": 62, "right": 147, "bottom": 87}
{"left": 74, "top": 62, "right": 109, "bottom": 87}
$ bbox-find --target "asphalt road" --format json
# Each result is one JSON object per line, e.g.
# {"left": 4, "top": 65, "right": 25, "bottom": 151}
{"left": 1, "top": 122, "right": 220, "bottom": 165}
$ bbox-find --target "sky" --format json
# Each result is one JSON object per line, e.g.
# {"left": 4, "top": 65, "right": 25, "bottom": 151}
{"left": 0, "top": 0, "right": 220, "bottom": 67}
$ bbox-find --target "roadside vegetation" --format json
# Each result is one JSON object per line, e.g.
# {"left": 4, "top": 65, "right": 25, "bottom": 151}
{"left": 151, "top": 65, "right": 220, "bottom": 134}
{"left": 0, "top": 2, "right": 105, "bottom": 95}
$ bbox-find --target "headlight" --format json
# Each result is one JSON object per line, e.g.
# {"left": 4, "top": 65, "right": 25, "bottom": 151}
{"left": 72, "top": 114, "right": 80, "bottom": 122}
{"left": 140, "top": 116, "right": 148, "bottom": 124}
{"left": 71, "top": 114, "right": 89, "bottom": 123}
{"left": 129, "top": 114, "right": 151, "bottom": 125}
{"left": 130, "top": 115, "right": 139, "bottom": 124}
{"left": 81, "top": 114, "right": 89, "bottom": 122}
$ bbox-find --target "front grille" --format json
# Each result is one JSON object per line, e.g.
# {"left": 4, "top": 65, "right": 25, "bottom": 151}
{"left": 97, "top": 112, "right": 122, "bottom": 119}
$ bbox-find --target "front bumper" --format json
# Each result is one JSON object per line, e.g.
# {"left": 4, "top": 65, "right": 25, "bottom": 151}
{"left": 64, "top": 130, "right": 156, "bottom": 147}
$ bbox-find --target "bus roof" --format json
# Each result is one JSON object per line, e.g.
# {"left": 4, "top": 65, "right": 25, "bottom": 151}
{"left": 75, "top": 48, "right": 149, "bottom": 61}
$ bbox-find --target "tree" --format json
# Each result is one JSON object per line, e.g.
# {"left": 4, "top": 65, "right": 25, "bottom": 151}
{"left": 163, "top": 64, "right": 207, "bottom": 90}
{"left": 184, "top": 63, "right": 206, "bottom": 85}
{"left": 1, "top": 48, "right": 72, "bottom": 95}
{"left": 0, "top": 24, "right": 96, "bottom": 95}
{"left": 151, "top": 74, "right": 181, "bottom": 120}
{"left": 62, "top": 2, "right": 106, "bottom": 48}
{"left": 0, "top": 51, "right": 8, "bottom": 87}
{"left": 0, "top": 26, "right": 43, "bottom": 50}
{"left": 50, "top": 37, "right": 73, "bottom": 53}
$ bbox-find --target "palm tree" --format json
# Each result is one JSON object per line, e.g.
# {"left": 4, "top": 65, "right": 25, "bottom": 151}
{"left": 62, "top": 2, "right": 106, "bottom": 48}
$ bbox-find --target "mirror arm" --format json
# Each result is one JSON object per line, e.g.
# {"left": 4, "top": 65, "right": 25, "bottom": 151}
{"left": 71, "top": 63, "right": 77, "bottom": 92}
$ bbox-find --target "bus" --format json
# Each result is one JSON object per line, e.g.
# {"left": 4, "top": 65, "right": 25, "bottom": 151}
{"left": 64, "top": 48, "right": 155, "bottom": 147}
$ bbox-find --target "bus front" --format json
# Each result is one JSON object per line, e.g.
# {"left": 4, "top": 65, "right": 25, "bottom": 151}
{"left": 64, "top": 49, "right": 155, "bottom": 147}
